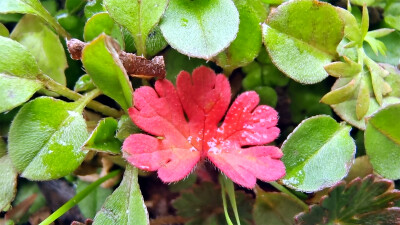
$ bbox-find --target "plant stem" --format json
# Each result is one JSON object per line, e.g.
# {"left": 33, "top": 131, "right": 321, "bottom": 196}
{"left": 39, "top": 170, "right": 121, "bottom": 225}
{"left": 269, "top": 182, "right": 309, "bottom": 209}
{"left": 75, "top": 89, "right": 101, "bottom": 112}
{"left": 37, "top": 74, "right": 123, "bottom": 118}
{"left": 219, "top": 175, "right": 234, "bottom": 225}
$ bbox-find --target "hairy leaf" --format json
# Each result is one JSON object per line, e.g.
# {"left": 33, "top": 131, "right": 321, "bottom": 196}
{"left": 11, "top": 15, "right": 67, "bottom": 85}
{"left": 160, "top": 0, "right": 239, "bottom": 59}
{"left": 281, "top": 115, "right": 355, "bottom": 192}
{"left": 8, "top": 97, "right": 88, "bottom": 180}
{"left": 0, "top": 155, "right": 18, "bottom": 211}
{"left": 295, "top": 175, "right": 400, "bottom": 225}
{"left": 262, "top": 0, "right": 344, "bottom": 84}
{"left": 82, "top": 34, "right": 133, "bottom": 110}
{"left": 105, "top": 0, "right": 168, "bottom": 56}
{"left": 0, "top": 73, "right": 42, "bottom": 113}
{"left": 84, "top": 117, "right": 122, "bottom": 154}
{"left": 365, "top": 103, "right": 400, "bottom": 179}
{"left": 93, "top": 165, "right": 149, "bottom": 225}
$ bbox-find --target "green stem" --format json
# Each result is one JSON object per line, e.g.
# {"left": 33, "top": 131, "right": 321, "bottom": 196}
{"left": 37, "top": 74, "right": 122, "bottom": 118}
{"left": 39, "top": 170, "right": 121, "bottom": 225}
{"left": 269, "top": 182, "right": 308, "bottom": 209}
{"left": 75, "top": 89, "right": 101, "bottom": 112}
{"left": 219, "top": 176, "right": 234, "bottom": 225}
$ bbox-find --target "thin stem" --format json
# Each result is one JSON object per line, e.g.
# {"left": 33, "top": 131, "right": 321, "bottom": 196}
{"left": 74, "top": 89, "right": 101, "bottom": 112}
{"left": 39, "top": 170, "right": 121, "bottom": 225}
{"left": 269, "top": 182, "right": 308, "bottom": 209}
{"left": 219, "top": 175, "right": 234, "bottom": 225}
{"left": 37, "top": 74, "right": 122, "bottom": 118}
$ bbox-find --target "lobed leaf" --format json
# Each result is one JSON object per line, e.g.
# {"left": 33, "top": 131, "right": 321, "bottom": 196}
{"left": 123, "top": 66, "right": 285, "bottom": 188}
{"left": 295, "top": 175, "right": 400, "bottom": 225}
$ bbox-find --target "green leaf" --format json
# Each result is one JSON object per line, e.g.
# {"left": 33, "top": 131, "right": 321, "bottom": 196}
{"left": 364, "top": 31, "right": 400, "bottom": 66}
{"left": 253, "top": 187, "right": 307, "bottom": 225}
{"left": 160, "top": 0, "right": 239, "bottom": 60}
{"left": 281, "top": 115, "right": 356, "bottom": 192}
{"left": 295, "top": 175, "right": 400, "bottom": 225}
{"left": 172, "top": 182, "right": 254, "bottom": 225}
{"left": 361, "top": 5, "right": 369, "bottom": 40}
{"left": 11, "top": 14, "right": 67, "bottom": 85}
{"left": 8, "top": 97, "right": 88, "bottom": 180}
{"left": 262, "top": 0, "right": 344, "bottom": 84}
{"left": 0, "top": 73, "right": 42, "bottom": 113}
{"left": 0, "top": 138, "right": 5, "bottom": 157}
{"left": 0, "top": 36, "right": 39, "bottom": 78}
{"left": 0, "top": 23, "right": 9, "bottom": 37}
{"left": 82, "top": 34, "right": 133, "bottom": 110}
{"left": 384, "top": 2, "right": 400, "bottom": 31}
{"left": 84, "top": 12, "right": 123, "bottom": 47}
{"left": 93, "top": 165, "right": 149, "bottom": 225}
{"left": 344, "top": 155, "right": 373, "bottom": 182}
{"left": 324, "top": 57, "right": 362, "bottom": 78}
{"left": 164, "top": 48, "right": 207, "bottom": 83}
{"left": 0, "top": 0, "right": 70, "bottom": 38}
{"left": 336, "top": 7, "right": 361, "bottom": 43}
{"left": 215, "top": 0, "right": 264, "bottom": 73}
{"left": 254, "top": 86, "right": 278, "bottom": 107}
{"left": 350, "top": 0, "right": 375, "bottom": 6}
{"left": 320, "top": 78, "right": 358, "bottom": 105}
{"left": 145, "top": 26, "right": 168, "bottom": 57}
{"left": 332, "top": 96, "right": 400, "bottom": 130}
{"left": 77, "top": 180, "right": 112, "bottom": 219}
{"left": 74, "top": 74, "right": 95, "bottom": 92}
{"left": 105, "top": 0, "right": 168, "bottom": 56}
{"left": 356, "top": 76, "right": 370, "bottom": 119}
{"left": 84, "top": 0, "right": 104, "bottom": 19}
{"left": 84, "top": 117, "right": 122, "bottom": 154}
{"left": 365, "top": 103, "right": 400, "bottom": 179}
{"left": 365, "top": 58, "right": 387, "bottom": 105}
{"left": 0, "top": 155, "right": 18, "bottom": 211}
{"left": 116, "top": 115, "right": 140, "bottom": 141}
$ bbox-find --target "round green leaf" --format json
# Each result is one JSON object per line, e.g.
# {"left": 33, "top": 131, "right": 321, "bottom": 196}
{"left": 160, "top": 0, "right": 239, "bottom": 60}
{"left": 84, "top": 117, "right": 122, "bottom": 154}
{"left": 262, "top": 0, "right": 344, "bottom": 84}
{"left": 84, "top": 12, "right": 123, "bottom": 46}
{"left": 82, "top": 34, "right": 133, "bottom": 110}
{"left": 105, "top": 0, "right": 168, "bottom": 56}
{"left": 365, "top": 103, "right": 400, "bottom": 179}
{"left": 215, "top": 0, "right": 264, "bottom": 73}
{"left": 0, "top": 155, "right": 18, "bottom": 211}
{"left": 281, "top": 115, "right": 356, "bottom": 192}
{"left": 0, "top": 36, "right": 39, "bottom": 78}
{"left": 8, "top": 97, "right": 88, "bottom": 180}
{"left": 11, "top": 15, "right": 68, "bottom": 85}
{"left": 74, "top": 74, "right": 95, "bottom": 93}
{"left": 0, "top": 73, "right": 42, "bottom": 113}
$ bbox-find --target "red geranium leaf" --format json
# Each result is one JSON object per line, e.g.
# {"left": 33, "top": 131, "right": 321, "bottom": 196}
{"left": 123, "top": 66, "right": 285, "bottom": 188}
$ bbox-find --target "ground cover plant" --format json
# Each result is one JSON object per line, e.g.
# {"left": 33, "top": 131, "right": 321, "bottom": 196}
{"left": 0, "top": 0, "right": 400, "bottom": 224}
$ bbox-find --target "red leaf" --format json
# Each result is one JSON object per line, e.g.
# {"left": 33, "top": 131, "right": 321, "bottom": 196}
{"left": 123, "top": 66, "right": 285, "bottom": 188}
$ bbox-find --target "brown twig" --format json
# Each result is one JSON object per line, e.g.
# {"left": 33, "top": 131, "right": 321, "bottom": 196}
{"left": 67, "top": 38, "right": 166, "bottom": 79}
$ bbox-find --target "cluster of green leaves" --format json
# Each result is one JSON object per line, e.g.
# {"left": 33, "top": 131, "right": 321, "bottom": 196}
{"left": 0, "top": 0, "right": 400, "bottom": 224}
